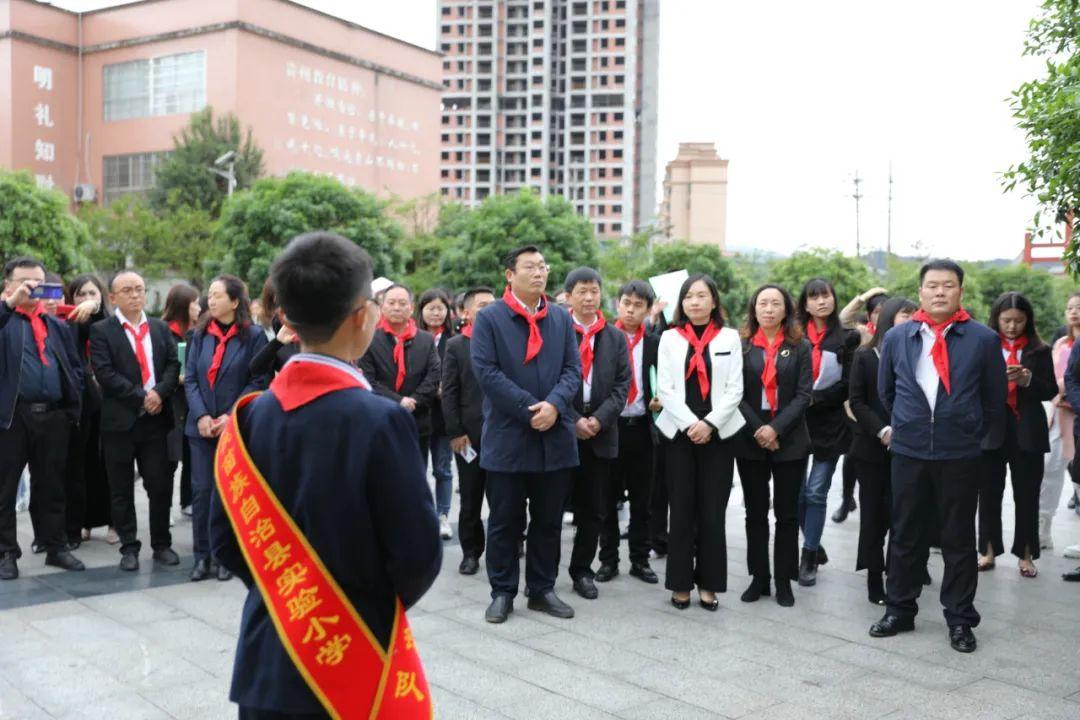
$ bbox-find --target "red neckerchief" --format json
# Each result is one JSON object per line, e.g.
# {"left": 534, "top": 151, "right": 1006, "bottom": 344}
{"left": 616, "top": 320, "right": 646, "bottom": 405}
{"left": 168, "top": 320, "right": 184, "bottom": 340}
{"left": 806, "top": 321, "right": 827, "bottom": 382}
{"left": 1001, "top": 334, "right": 1029, "bottom": 417}
{"left": 502, "top": 286, "right": 549, "bottom": 364}
{"left": 574, "top": 312, "right": 606, "bottom": 381}
{"left": 461, "top": 323, "right": 474, "bottom": 339}
{"left": 676, "top": 322, "right": 721, "bottom": 400}
{"left": 377, "top": 317, "right": 417, "bottom": 392}
{"left": 206, "top": 319, "right": 239, "bottom": 389}
{"left": 911, "top": 309, "right": 971, "bottom": 395}
{"left": 752, "top": 328, "right": 785, "bottom": 417}
{"left": 15, "top": 302, "right": 49, "bottom": 366}
{"left": 865, "top": 320, "right": 877, "bottom": 337}
{"left": 271, "top": 354, "right": 372, "bottom": 411}
{"left": 123, "top": 319, "right": 151, "bottom": 386}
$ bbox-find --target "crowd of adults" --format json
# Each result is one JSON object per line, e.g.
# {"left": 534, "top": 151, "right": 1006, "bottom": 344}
{"left": 3, "top": 244, "right": 1080, "bottom": 658}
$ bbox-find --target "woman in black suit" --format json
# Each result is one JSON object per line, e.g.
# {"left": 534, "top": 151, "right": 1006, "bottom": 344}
{"left": 849, "top": 297, "right": 917, "bottom": 604}
{"left": 418, "top": 288, "right": 456, "bottom": 539}
{"left": 735, "top": 284, "right": 813, "bottom": 607}
{"left": 161, "top": 283, "right": 200, "bottom": 516}
{"left": 978, "top": 292, "right": 1058, "bottom": 578}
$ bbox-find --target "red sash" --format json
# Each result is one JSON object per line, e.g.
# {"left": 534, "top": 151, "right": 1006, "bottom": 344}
{"left": 215, "top": 372, "right": 432, "bottom": 719}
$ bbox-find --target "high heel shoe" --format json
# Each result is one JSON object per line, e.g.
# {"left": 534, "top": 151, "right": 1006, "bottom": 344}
{"left": 699, "top": 594, "right": 719, "bottom": 612}
{"left": 670, "top": 593, "right": 691, "bottom": 610}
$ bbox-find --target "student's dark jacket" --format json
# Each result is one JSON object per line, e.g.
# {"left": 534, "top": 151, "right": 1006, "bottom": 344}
{"left": 734, "top": 336, "right": 813, "bottom": 463}
{"left": 982, "top": 340, "right": 1056, "bottom": 454}
{"left": 879, "top": 317, "right": 1007, "bottom": 461}
{"left": 89, "top": 316, "right": 181, "bottom": 433}
{"left": 637, "top": 330, "right": 661, "bottom": 442}
{"left": 210, "top": 378, "right": 441, "bottom": 715}
{"left": 442, "top": 333, "right": 483, "bottom": 447}
{"left": 848, "top": 346, "right": 890, "bottom": 464}
{"left": 358, "top": 328, "right": 440, "bottom": 437}
{"left": 565, "top": 320, "right": 631, "bottom": 459}
{"left": 430, "top": 329, "right": 450, "bottom": 437}
{"left": 470, "top": 298, "right": 582, "bottom": 473}
{"left": 805, "top": 324, "right": 860, "bottom": 459}
{"left": 183, "top": 323, "right": 270, "bottom": 437}
{"left": 0, "top": 301, "right": 84, "bottom": 430}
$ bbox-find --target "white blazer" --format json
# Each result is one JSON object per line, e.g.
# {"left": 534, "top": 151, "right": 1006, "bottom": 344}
{"left": 655, "top": 325, "right": 746, "bottom": 441}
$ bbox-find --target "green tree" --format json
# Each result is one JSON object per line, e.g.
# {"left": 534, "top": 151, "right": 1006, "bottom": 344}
{"left": 436, "top": 190, "right": 598, "bottom": 291}
{"left": 1004, "top": 0, "right": 1080, "bottom": 275}
{"left": 150, "top": 107, "right": 264, "bottom": 218}
{"left": 768, "top": 248, "right": 874, "bottom": 311}
{"left": 391, "top": 193, "right": 455, "bottom": 293}
{"left": 0, "top": 169, "right": 91, "bottom": 276}
{"left": 973, "top": 263, "right": 1062, "bottom": 339}
{"left": 215, "top": 172, "right": 405, "bottom": 294}
{"left": 640, "top": 241, "right": 749, "bottom": 323}
{"left": 598, "top": 229, "right": 653, "bottom": 299}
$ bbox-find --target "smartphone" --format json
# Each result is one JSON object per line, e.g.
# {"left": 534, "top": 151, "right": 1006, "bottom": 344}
{"left": 30, "top": 283, "right": 65, "bottom": 300}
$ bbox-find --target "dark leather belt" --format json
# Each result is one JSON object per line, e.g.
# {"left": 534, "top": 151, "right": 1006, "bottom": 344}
{"left": 20, "top": 401, "right": 60, "bottom": 414}
{"left": 619, "top": 415, "right": 648, "bottom": 427}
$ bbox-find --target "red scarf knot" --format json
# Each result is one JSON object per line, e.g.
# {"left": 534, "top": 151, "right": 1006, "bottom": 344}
{"left": 574, "top": 312, "right": 606, "bottom": 381}
{"left": 1001, "top": 333, "right": 1029, "bottom": 417}
{"left": 911, "top": 309, "right": 971, "bottom": 395}
{"left": 502, "top": 286, "right": 549, "bottom": 364}
{"left": 752, "top": 328, "right": 785, "bottom": 417}
{"left": 206, "top": 319, "right": 240, "bottom": 389}
{"left": 461, "top": 322, "right": 474, "bottom": 339}
{"left": 168, "top": 320, "right": 184, "bottom": 340}
{"left": 377, "top": 317, "right": 417, "bottom": 392}
{"left": 15, "top": 302, "right": 49, "bottom": 366}
{"left": 676, "top": 322, "right": 721, "bottom": 400}
{"left": 616, "top": 320, "right": 646, "bottom": 405}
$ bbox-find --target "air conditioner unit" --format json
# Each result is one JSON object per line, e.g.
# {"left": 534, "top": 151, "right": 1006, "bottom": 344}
{"left": 74, "top": 184, "right": 96, "bottom": 203}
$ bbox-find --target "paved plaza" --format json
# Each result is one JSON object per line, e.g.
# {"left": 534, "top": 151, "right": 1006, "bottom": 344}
{"left": 2, "top": 469, "right": 1080, "bottom": 720}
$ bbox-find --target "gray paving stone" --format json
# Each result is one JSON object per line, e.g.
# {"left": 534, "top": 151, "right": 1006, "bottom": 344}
{"left": 618, "top": 697, "right": 738, "bottom": 720}
{"left": 622, "top": 664, "right": 776, "bottom": 718}
{"left": 821, "top": 641, "right": 980, "bottom": 693}
{"left": 54, "top": 692, "right": 173, "bottom": 720}
{"left": 498, "top": 690, "right": 622, "bottom": 720}
{"left": 427, "top": 687, "right": 511, "bottom": 720}
{"left": 726, "top": 667, "right": 901, "bottom": 719}
{"left": 952, "top": 679, "right": 1080, "bottom": 720}
{"left": 842, "top": 672, "right": 1021, "bottom": 720}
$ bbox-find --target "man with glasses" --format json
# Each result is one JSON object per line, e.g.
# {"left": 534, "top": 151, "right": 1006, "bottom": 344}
{"left": 90, "top": 270, "right": 181, "bottom": 571}
{"left": 0, "top": 257, "right": 86, "bottom": 580}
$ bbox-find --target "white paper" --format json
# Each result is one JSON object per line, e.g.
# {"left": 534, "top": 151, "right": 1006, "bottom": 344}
{"left": 813, "top": 350, "right": 842, "bottom": 391}
{"left": 648, "top": 269, "right": 690, "bottom": 324}
{"left": 457, "top": 444, "right": 478, "bottom": 464}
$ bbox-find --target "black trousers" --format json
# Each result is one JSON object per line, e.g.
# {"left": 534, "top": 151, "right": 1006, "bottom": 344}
{"left": 650, "top": 434, "right": 670, "bottom": 554}
{"left": 737, "top": 455, "right": 806, "bottom": 583}
{"left": 855, "top": 458, "right": 891, "bottom": 572}
{"left": 978, "top": 442, "right": 1043, "bottom": 560}
{"left": 0, "top": 404, "right": 70, "bottom": 557}
{"left": 842, "top": 454, "right": 857, "bottom": 501}
{"left": 102, "top": 415, "right": 173, "bottom": 556}
{"left": 887, "top": 454, "right": 980, "bottom": 627}
{"left": 64, "top": 403, "right": 111, "bottom": 539}
{"left": 600, "top": 419, "right": 653, "bottom": 567}
{"left": 238, "top": 708, "right": 326, "bottom": 719}
{"left": 485, "top": 469, "right": 572, "bottom": 598}
{"left": 569, "top": 441, "right": 612, "bottom": 580}
{"left": 666, "top": 433, "right": 735, "bottom": 592}
{"left": 456, "top": 444, "right": 487, "bottom": 560}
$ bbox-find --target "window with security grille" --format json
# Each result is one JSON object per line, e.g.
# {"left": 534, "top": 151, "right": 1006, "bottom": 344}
{"left": 104, "top": 51, "right": 205, "bottom": 121}
{"left": 102, "top": 152, "right": 169, "bottom": 205}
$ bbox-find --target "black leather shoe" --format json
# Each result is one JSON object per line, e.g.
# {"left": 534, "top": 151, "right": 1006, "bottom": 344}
{"left": 798, "top": 548, "right": 818, "bottom": 587}
{"left": 119, "top": 553, "right": 139, "bottom": 572}
{"left": 458, "top": 556, "right": 480, "bottom": 575}
{"left": 670, "top": 593, "right": 690, "bottom": 610}
{"left": 699, "top": 595, "right": 719, "bottom": 612}
{"left": 629, "top": 562, "right": 659, "bottom": 584}
{"left": 190, "top": 558, "right": 211, "bottom": 582}
{"left": 949, "top": 625, "right": 976, "bottom": 653}
{"left": 66, "top": 540, "right": 81, "bottom": 551}
{"left": 869, "top": 613, "right": 914, "bottom": 637}
{"left": 217, "top": 564, "right": 233, "bottom": 581}
{"left": 816, "top": 545, "right": 829, "bottom": 566}
{"left": 775, "top": 579, "right": 795, "bottom": 607}
{"left": 1063, "top": 566, "right": 1080, "bottom": 582}
{"left": 740, "top": 576, "right": 771, "bottom": 602}
{"left": 153, "top": 548, "right": 180, "bottom": 566}
{"left": 527, "top": 590, "right": 574, "bottom": 618}
{"left": 485, "top": 595, "right": 513, "bottom": 623}
{"left": 45, "top": 550, "right": 85, "bottom": 572}
{"left": 572, "top": 576, "right": 598, "bottom": 599}
{"left": 0, "top": 552, "right": 18, "bottom": 580}
{"left": 31, "top": 541, "right": 45, "bottom": 555}
{"left": 594, "top": 564, "right": 619, "bottom": 582}
{"left": 867, "top": 572, "right": 886, "bottom": 605}
{"left": 831, "top": 497, "right": 856, "bottom": 523}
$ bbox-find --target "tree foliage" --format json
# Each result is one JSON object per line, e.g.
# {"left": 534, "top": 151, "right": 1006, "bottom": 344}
{"left": 768, "top": 248, "right": 875, "bottom": 311}
{"left": 215, "top": 172, "right": 405, "bottom": 294}
{"left": 640, "top": 241, "right": 749, "bottom": 323}
{"left": 436, "top": 190, "right": 598, "bottom": 291}
{"left": 972, "top": 263, "right": 1063, "bottom": 339}
{"left": 149, "top": 107, "right": 264, "bottom": 217}
{"left": 0, "top": 169, "right": 91, "bottom": 276}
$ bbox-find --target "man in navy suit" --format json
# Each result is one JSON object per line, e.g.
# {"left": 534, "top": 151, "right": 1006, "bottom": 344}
{"left": 211, "top": 232, "right": 441, "bottom": 718}
{"left": 471, "top": 245, "right": 582, "bottom": 623}
{"left": 870, "top": 259, "right": 1006, "bottom": 653}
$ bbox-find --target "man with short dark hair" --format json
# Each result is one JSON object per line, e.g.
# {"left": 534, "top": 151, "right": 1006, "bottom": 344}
{"left": 870, "top": 259, "right": 1007, "bottom": 653}
{"left": 90, "top": 270, "right": 181, "bottom": 571}
{"left": 471, "top": 245, "right": 582, "bottom": 623}
{"left": 0, "top": 257, "right": 86, "bottom": 579}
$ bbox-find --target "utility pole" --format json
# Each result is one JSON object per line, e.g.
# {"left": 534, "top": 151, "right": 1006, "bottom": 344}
{"left": 887, "top": 162, "right": 893, "bottom": 257}
{"left": 851, "top": 171, "right": 863, "bottom": 258}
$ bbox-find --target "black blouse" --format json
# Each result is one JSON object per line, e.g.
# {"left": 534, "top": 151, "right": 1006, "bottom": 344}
{"left": 684, "top": 323, "right": 713, "bottom": 418}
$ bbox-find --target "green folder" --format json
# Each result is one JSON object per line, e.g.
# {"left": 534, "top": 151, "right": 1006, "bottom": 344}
{"left": 177, "top": 342, "right": 187, "bottom": 379}
{"left": 650, "top": 366, "right": 659, "bottom": 421}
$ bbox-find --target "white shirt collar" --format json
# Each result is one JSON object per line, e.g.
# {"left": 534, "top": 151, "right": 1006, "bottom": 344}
{"left": 510, "top": 290, "right": 543, "bottom": 315}
{"left": 572, "top": 313, "right": 599, "bottom": 330}
{"left": 115, "top": 307, "right": 147, "bottom": 328}
{"left": 286, "top": 352, "right": 372, "bottom": 389}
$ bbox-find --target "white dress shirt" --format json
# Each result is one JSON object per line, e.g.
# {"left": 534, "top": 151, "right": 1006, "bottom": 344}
{"left": 115, "top": 307, "right": 157, "bottom": 391}
{"left": 916, "top": 321, "right": 960, "bottom": 413}
{"left": 572, "top": 313, "right": 597, "bottom": 405}
{"left": 620, "top": 329, "right": 646, "bottom": 417}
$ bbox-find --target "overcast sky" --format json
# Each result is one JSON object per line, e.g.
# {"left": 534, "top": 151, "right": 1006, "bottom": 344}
{"left": 60, "top": 0, "right": 1047, "bottom": 260}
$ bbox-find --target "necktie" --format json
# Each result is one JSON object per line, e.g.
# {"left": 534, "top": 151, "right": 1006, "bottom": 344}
{"left": 910, "top": 309, "right": 971, "bottom": 395}
{"left": 124, "top": 321, "right": 151, "bottom": 386}
{"left": 676, "top": 322, "right": 721, "bottom": 400}
{"left": 502, "top": 286, "right": 549, "bottom": 364}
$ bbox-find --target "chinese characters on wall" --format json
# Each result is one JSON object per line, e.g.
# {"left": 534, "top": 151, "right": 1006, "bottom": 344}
{"left": 31, "top": 65, "right": 57, "bottom": 192}
{"left": 282, "top": 60, "right": 423, "bottom": 188}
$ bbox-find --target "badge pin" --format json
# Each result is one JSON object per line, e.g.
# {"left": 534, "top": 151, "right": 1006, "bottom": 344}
{"left": 780, "top": 348, "right": 791, "bottom": 358}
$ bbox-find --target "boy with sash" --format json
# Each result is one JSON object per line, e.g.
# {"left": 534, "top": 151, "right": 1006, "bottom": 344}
{"left": 210, "top": 232, "right": 442, "bottom": 719}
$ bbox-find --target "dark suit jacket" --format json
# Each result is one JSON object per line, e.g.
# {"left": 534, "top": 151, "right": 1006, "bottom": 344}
{"left": 982, "top": 341, "right": 1057, "bottom": 454}
{"left": 734, "top": 337, "right": 813, "bottom": 462}
{"left": 184, "top": 323, "right": 270, "bottom": 437}
{"left": 848, "top": 346, "right": 889, "bottom": 464}
{"left": 89, "top": 316, "right": 181, "bottom": 433}
{"left": 470, "top": 299, "right": 581, "bottom": 473}
{"left": 358, "top": 328, "right": 440, "bottom": 437}
{"left": 441, "top": 334, "right": 483, "bottom": 447}
{"left": 566, "top": 321, "right": 631, "bottom": 459}
{"left": 431, "top": 330, "right": 450, "bottom": 437}
{"left": 805, "top": 325, "right": 860, "bottom": 458}
{"left": 210, "top": 373, "right": 441, "bottom": 715}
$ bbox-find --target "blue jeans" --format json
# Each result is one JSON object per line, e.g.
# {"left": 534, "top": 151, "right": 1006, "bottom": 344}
{"left": 426, "top": 434, "right": 454, "bottom": 517}
{"left": 798, "top": 455, "right": 839, "bottom": 551}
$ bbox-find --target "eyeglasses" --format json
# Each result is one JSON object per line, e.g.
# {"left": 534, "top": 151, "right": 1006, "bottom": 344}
{"left": 116, "top": 287, "right": 146, "bottom": 297}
